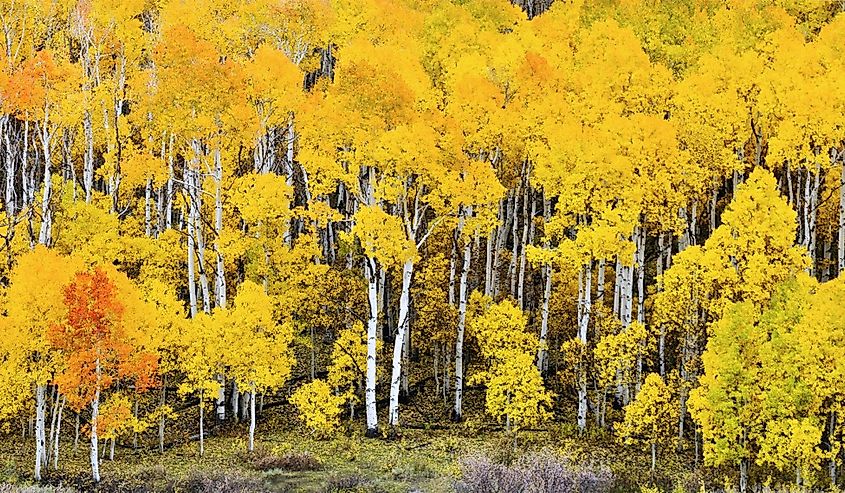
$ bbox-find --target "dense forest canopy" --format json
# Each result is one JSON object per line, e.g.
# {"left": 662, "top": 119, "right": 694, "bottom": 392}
{"left": 0, "top": 0, "right": 843, "bottom": 490}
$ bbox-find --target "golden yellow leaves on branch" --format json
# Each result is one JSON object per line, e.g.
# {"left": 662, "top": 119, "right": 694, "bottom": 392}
{"left": 290, "top": 379, "right": 344, "bottom": 438}
{"left": 618, "top": 373, "right": 679, "bottom": 472}
{"left": 467, "top": 294, "right": 553, "bottom": 432}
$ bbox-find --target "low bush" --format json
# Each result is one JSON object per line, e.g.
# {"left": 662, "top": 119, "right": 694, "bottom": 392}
{"left": 0, "top": 485, "right": 76, "bottom": 493}
{"left": 167, "top": 470, "right": 270, "bottom": 493}
{"left": 324, "top": 473, "right": 368, "bottom": 492}
{"left": 456, "top": 450, "right": 614, "bottom": 493}
{"left": 239, "top": 446, "right": 322, "bottom": 472}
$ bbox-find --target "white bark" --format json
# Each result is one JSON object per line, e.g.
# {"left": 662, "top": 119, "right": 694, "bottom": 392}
{"left": 21, "top": 119, "right": 29, "bottom": 211}
{"left": 577, "top": 262, "right": 592, "bottom": 432}
{"left": 248, "top": 383, "right": 256, "bottom": 452}
{"left": 199, "top": 390, "right": 204, "bottom": 457}
{"left": 491, "top": 197, "right": 507, "bottom": 297}
{"left": 388, "top": 259, "right": 414, "bottom": 428}
{"left": 517, "top": 189, "right": 534, "bottom": 310}
{"left": 83, "top": 111, "right": 94, "bottom": 203}
{"left": 2, "top": 116, "right": 15, "bottom": 217}
{"left": 536, "top": 196, "right": 552, "bottom": 373}
{"left": 454, "top": 218, "right": 472, "bottom": 420}
{"left": 536, "top": 262, "right": 552, "bottom": 373}
{"left": 145, "top": 179, "right": 152, "bottom": 237}
{"left": 34, "top": 384, "right": 46, "bottom": 481}
{"left": 159, "top": 379, "right": 166, "bottom": 453}
{"left": 37, "top": 115, "right": 52, "bottom": 246}
{"left": 484, "top": 233, "right": 494, "bottom": 297}
{"left": 165, "top": 134, "right": 174, "bottom": 230}
{"left": 186, "top": 167, "right": 198, "bottom": 318}
{"left": 90, "top": 359, "right": 101, "bottom": 483}
{"left": 839, "top": 151, "right": 845, "bottom": 275}
{"left": 364, "top": 257, "right": 379, "bottom": 436}
{"left": 53, "top": 396, "right": 63, "bottom": 470}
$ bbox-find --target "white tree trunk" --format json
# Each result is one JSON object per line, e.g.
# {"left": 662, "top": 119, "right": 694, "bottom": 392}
{"left": 2, "top": 116, "right": 15, "bottom": 218}
{"left": 37, "top": 117, "right": 52, "bottom": 246}
{"left": 213, "top": 150, "right": 227, "bottom": 422}
{"left": 90, "top": 359, "right": 101, "bottom": 483}
{"left": 165, "top": 134, "right": 174, "bottom": 230}
{"left": 454, "top": 230, "right": 472, "bottom": 420}
{"left": 577, "top": 262, "right": 592, "bottom": 432}
{"left": 159, "top": 378, "right": 166, "bottom": 453}
{"left": 364, "top": 257, "right": 379, "bottom": 436}
{"left": 838, "top": 152, "right": 845, "bottom": 276}
{"left": 83, "top": 111, "right": 94, "bottom": 203}
{"left": 21, "top": 119, "right": 29, "bottom": 211}
{"left": 186, "top": 168, "right": 198, "bottom": 318}
{"left": 536, "top": 262, "right": 552, "bottom": 373}
{"left": 199, "top": 390, "right": 204, "bottom": 457}
{"left": 388, "top": 259, "right": 414, "bottom": 428}
{"left": 213, "top": 147, "right": 226, "bottom": 309}
{"left": 517, "top": 190, "right": 534, "bottom": 310}
{"left": 52, "top": 396, "right": 63, "bottom": 470}
{"left": 248, "top": 383, "right": 256, "bottom": 452}
{"left": 145, "top": 179, "right": 152, "bottom": 237}
{"left": 34, "top": 384, "right": 46, "bottom": 481}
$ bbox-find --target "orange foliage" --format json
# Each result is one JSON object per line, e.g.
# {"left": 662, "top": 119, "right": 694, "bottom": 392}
{"left": 49, "top": 268, "right": 158, "bottom": 411}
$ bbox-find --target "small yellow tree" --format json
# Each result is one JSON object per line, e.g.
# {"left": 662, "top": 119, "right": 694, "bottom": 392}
{"left": 290, "top": 379, "right": 344, "bottom": 438}
{"left": 618, "top": 373, "right": 679, "bottom": 472}
{"left": 468, "top": 296, "right": 553, "bottom": 432}
{"left": 224, "top": 281, "right": 296, "bottom": 451}
{"left": 327, "top": 323, "right": 383, "bottom": 419}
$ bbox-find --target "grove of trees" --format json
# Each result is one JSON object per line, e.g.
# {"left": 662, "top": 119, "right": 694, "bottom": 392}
{"left": 0, "top": 0, "right": 843, "bottom": 490}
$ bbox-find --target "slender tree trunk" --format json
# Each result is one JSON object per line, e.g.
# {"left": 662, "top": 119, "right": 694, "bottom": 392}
{"left": 3, "top": 116, "right": 15, "bottom": 218}
{"left": 47, "top": 386, "right": 58, "bottom": 465}
{"left": 577, "top": 262, "right": 592, "bottom": 432}
{"left": 364, "top": 257, "right": 379, "bottom": 437}
{"left": 231, "top": 381, "right": 240, "bottom": 423}
{"left": 536, "top": 262, "right": 552, "bottom": 374}
{"left": 651, "top": 443, "right": 656, "bottom": 473}
{"left": 829, "top": 412, "right": 837, "bottom": 484}
{"left": 635, "top": 226, "right": 646, "bottom": 392}
{"left": 21, "top": 119, "right": 29, "bottom": 212}
{"left": 165, "top": 134, "right": 174, "bottom": 230}
{"left": 74, "top": 413, "right": 79, "bottom": 452}
{"left": 214, "top": 150, "right": 229, "bottom": 427}
{"left": 52, "top": 396, "right": 63, "bottom": 470}
{"left": 484, "top": 233, "right": 494, "bottom": 297}
{"left": 37, "top": 118, "right": 52, "bottom": 246}
{"left": 248, "top": 383, "right": 256, "bottom": 452}
{"left": 454, "top": 222, "right": 472, "bottom": 421}
{"left": 34, "top": 384, "right": 46, "bottom": 481}
{"left": 388, "top": 259, "right": 414, "bottom": 428}
{"left": 83, "top": 111, "right": 94, "bottom": 203}
{"left": 517, "top": 188, "right": 533, "bottom": 310}
{"left": 491, "top": 198, "right": 507, "bottom": 297}
{"left": 90, "top": 360, "right": 101, "bottom": 483}
{"left": 159, "top": 377, "right": 166, "bottom": 453}
{"left": 185, "top": 169, "right": 199, "bottom": 317}
{"left": 596, "top": 258, "right": 605, "bottom": 306}
{"left": 213, "top": 147, "right": 226, "bottom": 309}
{"left": 145, "top": 179, "right": 152, "bottom": 237}
{"left": 199, "top": 391, "right": 205, "bottom": 457}
{"left": 613, "top": 257, "right": 621, "bottom": 317}
{"left": 508, "top": 187, "right": 520, "bottom": 297}
{"left": 838, "top": 151, "right": 845, "bottom": 276}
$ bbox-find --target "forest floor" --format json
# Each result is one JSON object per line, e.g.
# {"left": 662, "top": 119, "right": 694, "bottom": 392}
{"left": 0, "top": 423, "right": 705, "bottom": 492}
{"left": 0, "top": 390, "right": 707, "bottom": 492}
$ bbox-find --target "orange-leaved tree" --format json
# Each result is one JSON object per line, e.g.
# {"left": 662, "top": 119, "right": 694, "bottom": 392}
{"left": 49, "top": 267, "right": 157, "bottom": 483}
